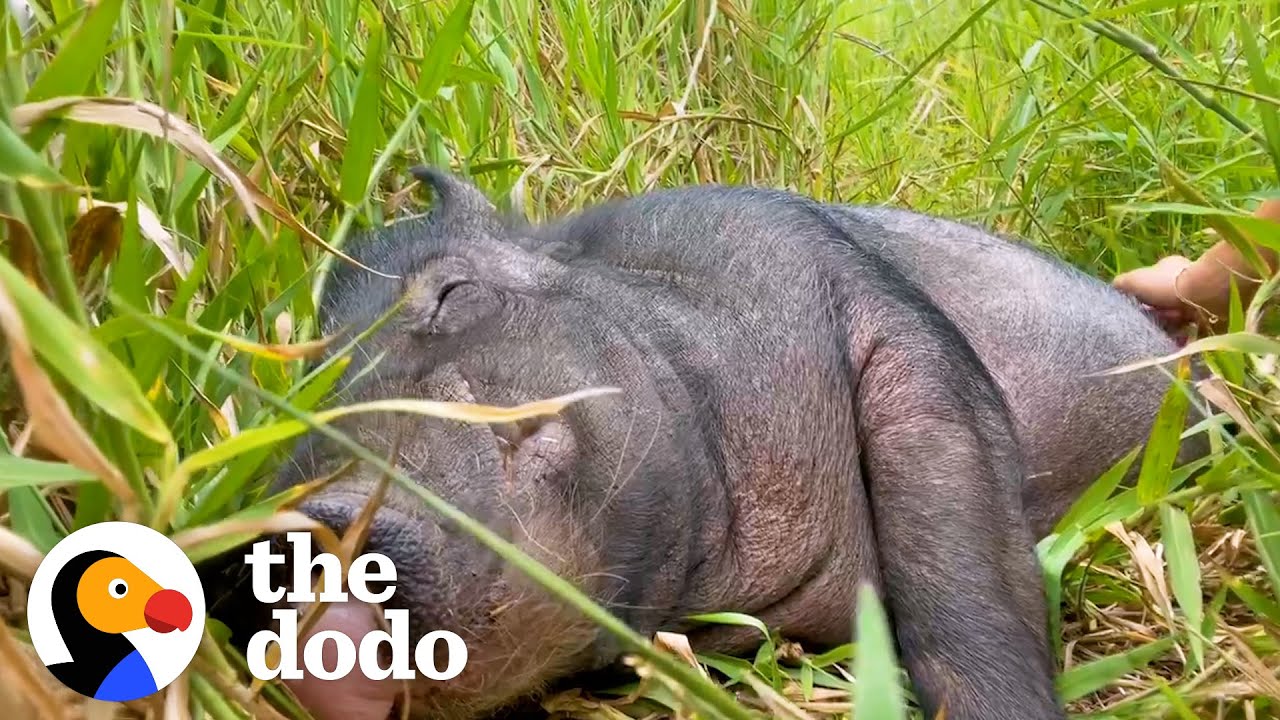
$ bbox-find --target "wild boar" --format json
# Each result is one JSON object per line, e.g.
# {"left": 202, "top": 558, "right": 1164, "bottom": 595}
{"left": 227, "top": 168, "right": 1202, "bottom": 720}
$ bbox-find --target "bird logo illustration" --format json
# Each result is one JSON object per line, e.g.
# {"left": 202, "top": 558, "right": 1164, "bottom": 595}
{"left": 26, "top": 521, "right": 206, "bottom": 703}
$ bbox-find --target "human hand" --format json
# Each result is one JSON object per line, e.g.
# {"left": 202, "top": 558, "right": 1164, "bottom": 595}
{"left": 1114, "top": 197, "right": 1280, "bottom": 338}
{"left": 1113, "top": 255, "right": 1199, "bottom": 336}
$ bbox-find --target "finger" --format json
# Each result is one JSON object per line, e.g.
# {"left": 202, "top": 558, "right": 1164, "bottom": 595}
{"left": 285, "top": 600, "right": 400, "bottom": 720}
{"left": 1113, "top": 259, "right": 1190, "bottom": 309}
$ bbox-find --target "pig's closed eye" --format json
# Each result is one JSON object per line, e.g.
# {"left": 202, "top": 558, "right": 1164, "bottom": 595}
{"left": 421, "top": 280, "right": 497, "bottom": 335}
{"left": 436, "top": 280, "right": 468, "bottom": 305}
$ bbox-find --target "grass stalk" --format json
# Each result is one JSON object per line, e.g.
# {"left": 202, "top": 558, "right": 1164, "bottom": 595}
{"left": 1026, "top": 0, "right": 1258, "bottom": 142}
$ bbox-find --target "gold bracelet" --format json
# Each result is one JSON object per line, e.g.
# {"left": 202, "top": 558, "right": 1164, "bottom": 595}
{"left": 1172, "top": 262, "right": 1219, "bottom": 326}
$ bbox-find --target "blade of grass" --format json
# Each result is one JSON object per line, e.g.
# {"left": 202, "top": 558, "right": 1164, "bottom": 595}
{"left": 1026, "top": 0, "right": 1256, "bottom": 140}
{"left": 0, "top": 265, "right": 139, "bottom": 518}
{"left": 416, "top": 0, "right": 476, "bottom": 101}
{"left": 339, "top": 17, "right": 385, "bottom": 207}
{"left": 1055, "top": 445, "right": 1143, "bottom": 533}
{"left": 0, "top": 454, "right": 96, "bottom": 487}
{"left": 1158, "top": 503, "right": 1204, "bottom": 671}
{"left": 0, "top": 117, "right": 69, "bottom": 187}
{"left": 24, "top": 0, "right": 122, "bottom": 102}
{"left": 0, "top": 255, "right": 172, "bottom": 445}
{"left": 6, "top": 487, "right": 64, "bottom": 552}
{"left": 1242, "top": 489, "right": 1280, "bottom": 600}
{"left": 175, "top": 387, "right": 620, "bottom": 478}
{"left": 1057, "top": 636, "right": 1175, "bottom": 702}
{"left": 1135, "top": 359, "right": 1192, "bottom": 505}
{"left": 831, "top": 0, "right": 1000, "bottom": 145}
{"left": 1096, "top": 332, "right": 1280, "bottom": 376}
{"left": 1234, "top": 10, "right": 1280, "bottom": 180}
{"left": 851, "top": 584, "right": 908, "bottom": 720}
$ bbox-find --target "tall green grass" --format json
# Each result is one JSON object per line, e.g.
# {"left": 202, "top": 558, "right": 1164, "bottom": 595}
{"left": 0, "top": 1, "right": 1277, "bottom": 719}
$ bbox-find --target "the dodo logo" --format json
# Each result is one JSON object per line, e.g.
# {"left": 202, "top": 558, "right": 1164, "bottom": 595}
{"left": 26, "top": 522, "right": 206, "bottom": 702}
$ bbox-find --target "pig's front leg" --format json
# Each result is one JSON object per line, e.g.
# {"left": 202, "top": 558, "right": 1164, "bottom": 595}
{"left": 854, "top": 326, "right": 1064, "bottom": 720}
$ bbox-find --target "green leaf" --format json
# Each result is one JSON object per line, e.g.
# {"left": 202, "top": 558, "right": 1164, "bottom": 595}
{"left": 177, "top": 388, "right": 618, "bottom": 476}
{"left": 683, "top": 611, "right": 780, "bottom": 696}
{"left": 1158, "top": 503, "right": 1204, "bottom": 670}
{"left": 181, "top": 492, "right": 301, "bottom": 565}
{"left": 339, "top": 18, "right": 385, "bottom": 206}
{"left": 831, "top": 0, "right": 1000, "bottom": 145}
{"left": 169, "top": 0, "right": 219, "bottom": 88}
{"left": 1054, "top": 445, "right": 1142, "bottom": 533}
{"left": 1236, "top": 11, "right": 1280, "bottom": 180}
{"left": 750, "top": 638, "right": 781, "bottom": 687}
{"left": 7, "top": 486, "right": 66, "bottom": 553}
{"left": 183, "top": 362, "right": 348, "bottom": 527}
{"left": 178, "top": 417, "right": 308, "bottom": 475}
{"left": 71, "top": 482, "right": 111, "bottom": 531}
{"left": 0, "top": 257, "right": 172, "bottom": 445}
{"left": 1242, "top": 489, "right": 1280, "bottom": 599}
{"left": 852, "top": 584, "right": 908, "bottom": 720}
{"left": 288, "top": 355, "right": 350, "bottom": 411}
{"left": 1057, "top": 636, "right": 1175, "bottom": 701}
{"left": 1136, "top": 365, "right": 1191, "bottom": 506}
{"left": 0, "top": 119, "right": 70, "bottom": 188}
{"left": 694, "top": 653, "right": 753, "bottom": 685}
{"left": 0, "top": 454, "right": 96, "bottom": 487}
{"left": 181, "top": 442, "right": 278, "bottom": 527}
{"left": 1102, "top": 332, "right": 1280, "bottom": 376}
{"left": 781, "top": 661, "right": 856, "bottom": 692}
{"left": 25, "top": 0, "right": 126, "bottom": 102}
{"left": 805, "top": 644, "right": 855, "bottom": 668}
{"left": 1041, "top": 525, "right": 1089, "bottom": 658}
{"left": 206, "top": 618, "right": 233, "bottom": 648}
{"left": 1153, "top": 678, "right": 1200, "bottom": 720}
{"left": 1229, "top": 577, "right": 1280, "bottom": 627}
{"left": 685, "top": 611, "right": 770, "bottom": 636}
{"left": 1073, "top": 0, "right": 1230, "bottom": 22}
{"left": 416, "top": 0, "right": 475, "bottom": 101}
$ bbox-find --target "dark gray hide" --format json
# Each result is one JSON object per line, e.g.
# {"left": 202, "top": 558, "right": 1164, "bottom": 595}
{"left": 273, "top": 168, "right": 1204, "bottom": 720}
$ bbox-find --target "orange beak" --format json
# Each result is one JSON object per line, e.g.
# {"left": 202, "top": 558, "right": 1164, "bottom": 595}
{"left": 144, "top": 588, "right": 192, "bottom": 633}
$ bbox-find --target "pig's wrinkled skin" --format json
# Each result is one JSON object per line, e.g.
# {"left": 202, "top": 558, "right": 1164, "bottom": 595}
{"left": 251, "top": 168, "right": 1204, "bottom": 720}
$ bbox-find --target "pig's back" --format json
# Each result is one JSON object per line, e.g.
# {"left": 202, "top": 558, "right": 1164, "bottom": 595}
{"left": 536, "top": 187, "right": 1197, "bottom": 536}
{"left": 827, "top": 205, "right": 1192, "bottom": 535}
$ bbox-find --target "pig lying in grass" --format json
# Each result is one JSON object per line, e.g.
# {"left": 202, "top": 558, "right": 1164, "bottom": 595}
{"left": 212, "top": 168, "right": 1204, "bottom": 720}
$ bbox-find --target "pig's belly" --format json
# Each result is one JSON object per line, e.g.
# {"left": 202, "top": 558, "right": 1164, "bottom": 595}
{"left": 682, "top": 525, "right": 877, "bottom": 654}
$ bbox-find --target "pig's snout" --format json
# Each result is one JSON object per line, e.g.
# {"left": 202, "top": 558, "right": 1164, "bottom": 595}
{"left": 294, "top": 492, "right": 430, "bottom": 607}
{"left": 299, "top": 492, "right": 417, "bottom": 560}
{"left": 283, "top": 496, "right": 421, "bottom": 720}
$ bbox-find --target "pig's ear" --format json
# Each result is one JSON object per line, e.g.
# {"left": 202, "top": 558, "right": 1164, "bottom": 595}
{"left": 409, "top": 165, "right": 501, "bottom": 231}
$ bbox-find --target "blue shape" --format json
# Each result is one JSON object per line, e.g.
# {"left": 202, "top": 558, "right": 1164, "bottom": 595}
{"left": 94, "top": 650, "right": 158, "bottom": 702}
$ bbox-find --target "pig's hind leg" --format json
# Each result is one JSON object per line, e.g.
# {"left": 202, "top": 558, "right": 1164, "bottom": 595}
{"left": 852, "top": 317, "right": 1065, "bottom": 720}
